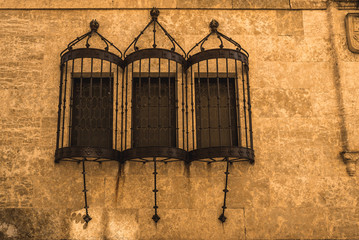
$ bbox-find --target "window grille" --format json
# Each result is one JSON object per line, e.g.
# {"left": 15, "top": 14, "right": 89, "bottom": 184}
{"left": 55, "top": 20, "right": 124, "bottom": 223}
{"left": 55, "top": 9, "right": 255, "bottom": 224}
{"left": 186, "top": 19, "right": 254, "bottom": 222}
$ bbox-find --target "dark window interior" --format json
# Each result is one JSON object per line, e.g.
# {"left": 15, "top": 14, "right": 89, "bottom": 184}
{"left": 195, "top": 77, "right": 238, "bottom": 148}
{"left": 132, "top": 76, "right": 176, "bottom": 147}
{"left": 71, "top": 77, "right": 113, "bottom": 148}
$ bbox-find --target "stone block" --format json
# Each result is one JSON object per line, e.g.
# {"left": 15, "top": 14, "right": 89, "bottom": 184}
{"left": 0, "top": 177, "right": 33, "bottom": 208}
{"left": 233, "top": 0, "right": 290, "bottom": 9}
{"left": 277, "top": 10, "right": 304, "bottom": 36}
{"left": 246, "top": 207, "right": 329, "bottom": 239}
{"left": 327, "top": 207, "right": 359, "bottom": 239}
{"left": 176, "top": 0, "right": 232, "bottom": 9}
{"left": 290, "top": 0, "right": 328, "bottom": 9}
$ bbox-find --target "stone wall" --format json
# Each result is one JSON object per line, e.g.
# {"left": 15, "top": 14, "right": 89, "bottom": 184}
{"left": 0, "top": 0, "right": 359, "bottom": 239}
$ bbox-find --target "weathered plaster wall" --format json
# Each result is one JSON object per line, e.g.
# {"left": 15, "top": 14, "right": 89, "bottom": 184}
{"left": 0, "top": 0, "right": 359, "bottom": 239}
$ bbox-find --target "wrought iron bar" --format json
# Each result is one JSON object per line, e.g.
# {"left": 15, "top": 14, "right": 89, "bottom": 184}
{"left": 206, "top": 60, "right": 212, "bottom": 147}
{"left": 197, "top": 62, "right": 201, "bottom": 148}
{"left": 82, "top": 158, "right": 92, "bottom": 223}
{"left": 216, "top": 58, "right": 222, "bottom": 146}
{"left": 168, "top": 59, "right": 171, "bottom": 146}
{"left": 190, "top": 66, "right": 195, "bottom": 150}
{"left": 120, "top": 66, "right": 125, "bottom": 151}
{"left": 115, "top": 65, "right": 119, "bottom": 151}
{"left": 158, "top": 59, "right": 161, "bottom": 146}
{"left": 245, "top": 64, "right": 253, "bottom": 150}
{"left": 148, "top": 58, "right": 151, "bottom": 146}
{"left": 218, "top": 157, "right": 230, "bottom": 223}
{"left": 61, "top": 61, "right": 68, "bottom": 148}
{"left": 241, "top": 62, "right": 248, "bottom": 148}
{"left": 56, "top": 64, "right": 64, "bottom": 150}
{"left": 152, "top": 157, "right": 160, "bottom": 222}
{"left": 125, "top": 65, "right": 129, "bottom": 149}
{"left": 181, "top": 63, "right": 185, "bottom": 150}
{"left": 175, "top": 62, "right": 179, "bottom": 148}
{"left": 226, "top": 58, "right": 233, "bottom": 146}
{"left": 68, "top": 59, "right": 75, "bottom": 146}
{"left": 234, "top": 60, "right": 242, "bottom": 147}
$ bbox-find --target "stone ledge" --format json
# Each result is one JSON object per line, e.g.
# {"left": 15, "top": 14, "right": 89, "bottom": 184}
{"left": 233, "top": 0, "right": 290, "bottom": 9}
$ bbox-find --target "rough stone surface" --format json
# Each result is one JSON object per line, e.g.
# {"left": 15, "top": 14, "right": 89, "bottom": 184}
{"left": 0, "top": 3, "right": 358, "bottom": 240}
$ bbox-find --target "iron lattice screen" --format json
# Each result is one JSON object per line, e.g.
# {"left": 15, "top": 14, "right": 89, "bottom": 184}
{"left": 132, "top": 76, "right": 176, "bottom": 148}
{"left": 71, "top": 77, "right": 113, "bottom": 149}
{"left": 195, "top": 77, "right": 238, "bottom": 148}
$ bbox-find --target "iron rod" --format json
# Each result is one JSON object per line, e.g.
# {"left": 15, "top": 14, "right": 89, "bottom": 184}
{"left": 125, "top": 64, "right": 129, "bottom": 149}
{"left": 190, "top": 66, "right": 195, "bottom": 150}
{"left": 226, "top": 58, "right": 233, "bottom": 146}
{"left": 148, "top": 58, "right": 151, "bottom": 146}
{"left": 68, "top": 59, "right": 75, "bottom": 146}
{"left": 120, "top": 65, "right": 125, "bottom": 151}
{"left": 241, "top": 62, "right": 248, "bottom": 148}
{"left": 206, "top": 59, "right": 211, "bottom": 148}
{"left": 197, "top": 62, "right": 201, "bottom": 148}
{"left": 152, "top": 157, "right": 160, "bottom": 222}
{"left": 82, "top": 158, "right": 91, "bottom": 223}
{"left": 219, "top": 157, "right": 230, "bottom": 223}
{"left": 245, "top": 64, "right": 253, "bottom": 149}
{"left": 115, "top": 65, "right": 119, "bottom": 151}
{"left": 56, "top": 63, "right": 64, "bottom": 150}
{"left": 61, "top": 61, "right": 68, "bottom": 148}
{"left": 168, "top": 59, "right": 171, "bottom": 146}
{"left": 235, "top": 60, "right": 242, "bottom": 147}
{"left": 158, "top": 58, "right": 161, "bottom": 146}
{"left": 216, "top": 58, "right": 222, "bottom": 147}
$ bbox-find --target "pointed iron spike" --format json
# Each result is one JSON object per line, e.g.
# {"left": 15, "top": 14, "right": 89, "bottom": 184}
{"left": 152, "top": 214, "right": 160, "bottom": 222}
{"left": 83, "top": 214, "right": 92, "bottom": 223}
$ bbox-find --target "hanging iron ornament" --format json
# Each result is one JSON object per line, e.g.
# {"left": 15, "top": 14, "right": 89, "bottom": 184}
{"left": 56, "top": 20, "right": 124, "bottom": 223}
{"left": 186, "top": 20, "right": 254, "bottom": 222}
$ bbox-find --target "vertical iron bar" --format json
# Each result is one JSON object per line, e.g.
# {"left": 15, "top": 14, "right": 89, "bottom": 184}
{"left": 61, "top": 61, "right": 68, "bottom": 148}
{"left": 216, "top": 58, "right": 222, "bottom": 146}
{"left": 130, "top": 63, "right": 134, "bottom": 148}
{"left": 181, "top": 63, "right": 185, "bottom": 150}
{"left": 80, "top": 58, "right": 84, "bottom": 145}
{"left": 56, "top": 63, "right": 64, "bottom": 150}
{"left": 241, "top": 62, "right": 248, "bottom": 148}
{"left": 68, "top": 59, "right": 75, "bottom": 146}
{"left": 109, "top": 62, "right": 113, "bottom": 149}
{"left": 190, "top": 66, "right": 195, "bottom": 150}
{"left": 185, "top": 70, "right": 189, "bottom": 150}
{"left": 125, "top": 64, "right": 129, "bottom": 149}
{"left": 175, "top": 62, "right": 179, "bottom": 148}
{"left": 120, "top": 65, "right": 125, "bottom": 151}
{"left": 138, "top": 60, "right": 142, "bottom": 148}
{"left": 100, "top": 59, "right": 103, "bottom": 98}
{"left": 226, "top": 58, "right": 233, "bottom": 146}
{"left": 82, "top": 158, "right": 92, "bottom": 223}
{"left": 148, "top": 58, "right": 151, "bottom": 146}
{"left": 197, "top": 62, "right": 201, "bottom": 148}
{"left": 115, "top": 65, "right": 119, "bottom": 151}
{"left": 158, "top": 58, "right": 161, "bottom": 146}
{"left": 245, "top": 64, "right": 253, "bottom": 149}
{"left": 206, "top": 59, "right": 211, "bottom": 148}
{"left": 90, "top": 58, "right": 93, "bottom": 98}
{"left": 234, "top": 60, "right": 242, "bottom": 147}
{"left": 168, "top": 59, "right": 171, "bottom": 146}
{"left": 218, "top": 157, "right": 230, "bottom": 223}
{"left": 152, "top": 157, "right": 160, "bottom": 222}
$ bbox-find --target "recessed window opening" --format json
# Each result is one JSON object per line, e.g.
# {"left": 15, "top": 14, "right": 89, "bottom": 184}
{"left": 195, "top": 73, "right": 238, "bottom": 149}
{"left": 132, "top": 73, "right": 176, "bottom": 148}
{"left": 71, "top": 73, "right": 113, "bottom": 149}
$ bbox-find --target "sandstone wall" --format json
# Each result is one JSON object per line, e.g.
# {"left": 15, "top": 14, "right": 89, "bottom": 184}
{"left": 0, "top": 0, "right": 359, "bottom": 239}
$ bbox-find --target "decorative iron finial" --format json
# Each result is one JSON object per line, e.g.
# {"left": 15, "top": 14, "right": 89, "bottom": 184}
{"left": 90, "top": 19, "right": 99, "bottom": 32}
{"left": 210, "top": 19, "right": 219, "bottom": 32}
{"left": 150, "top": 7, "right": 160, "bottom": 20}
